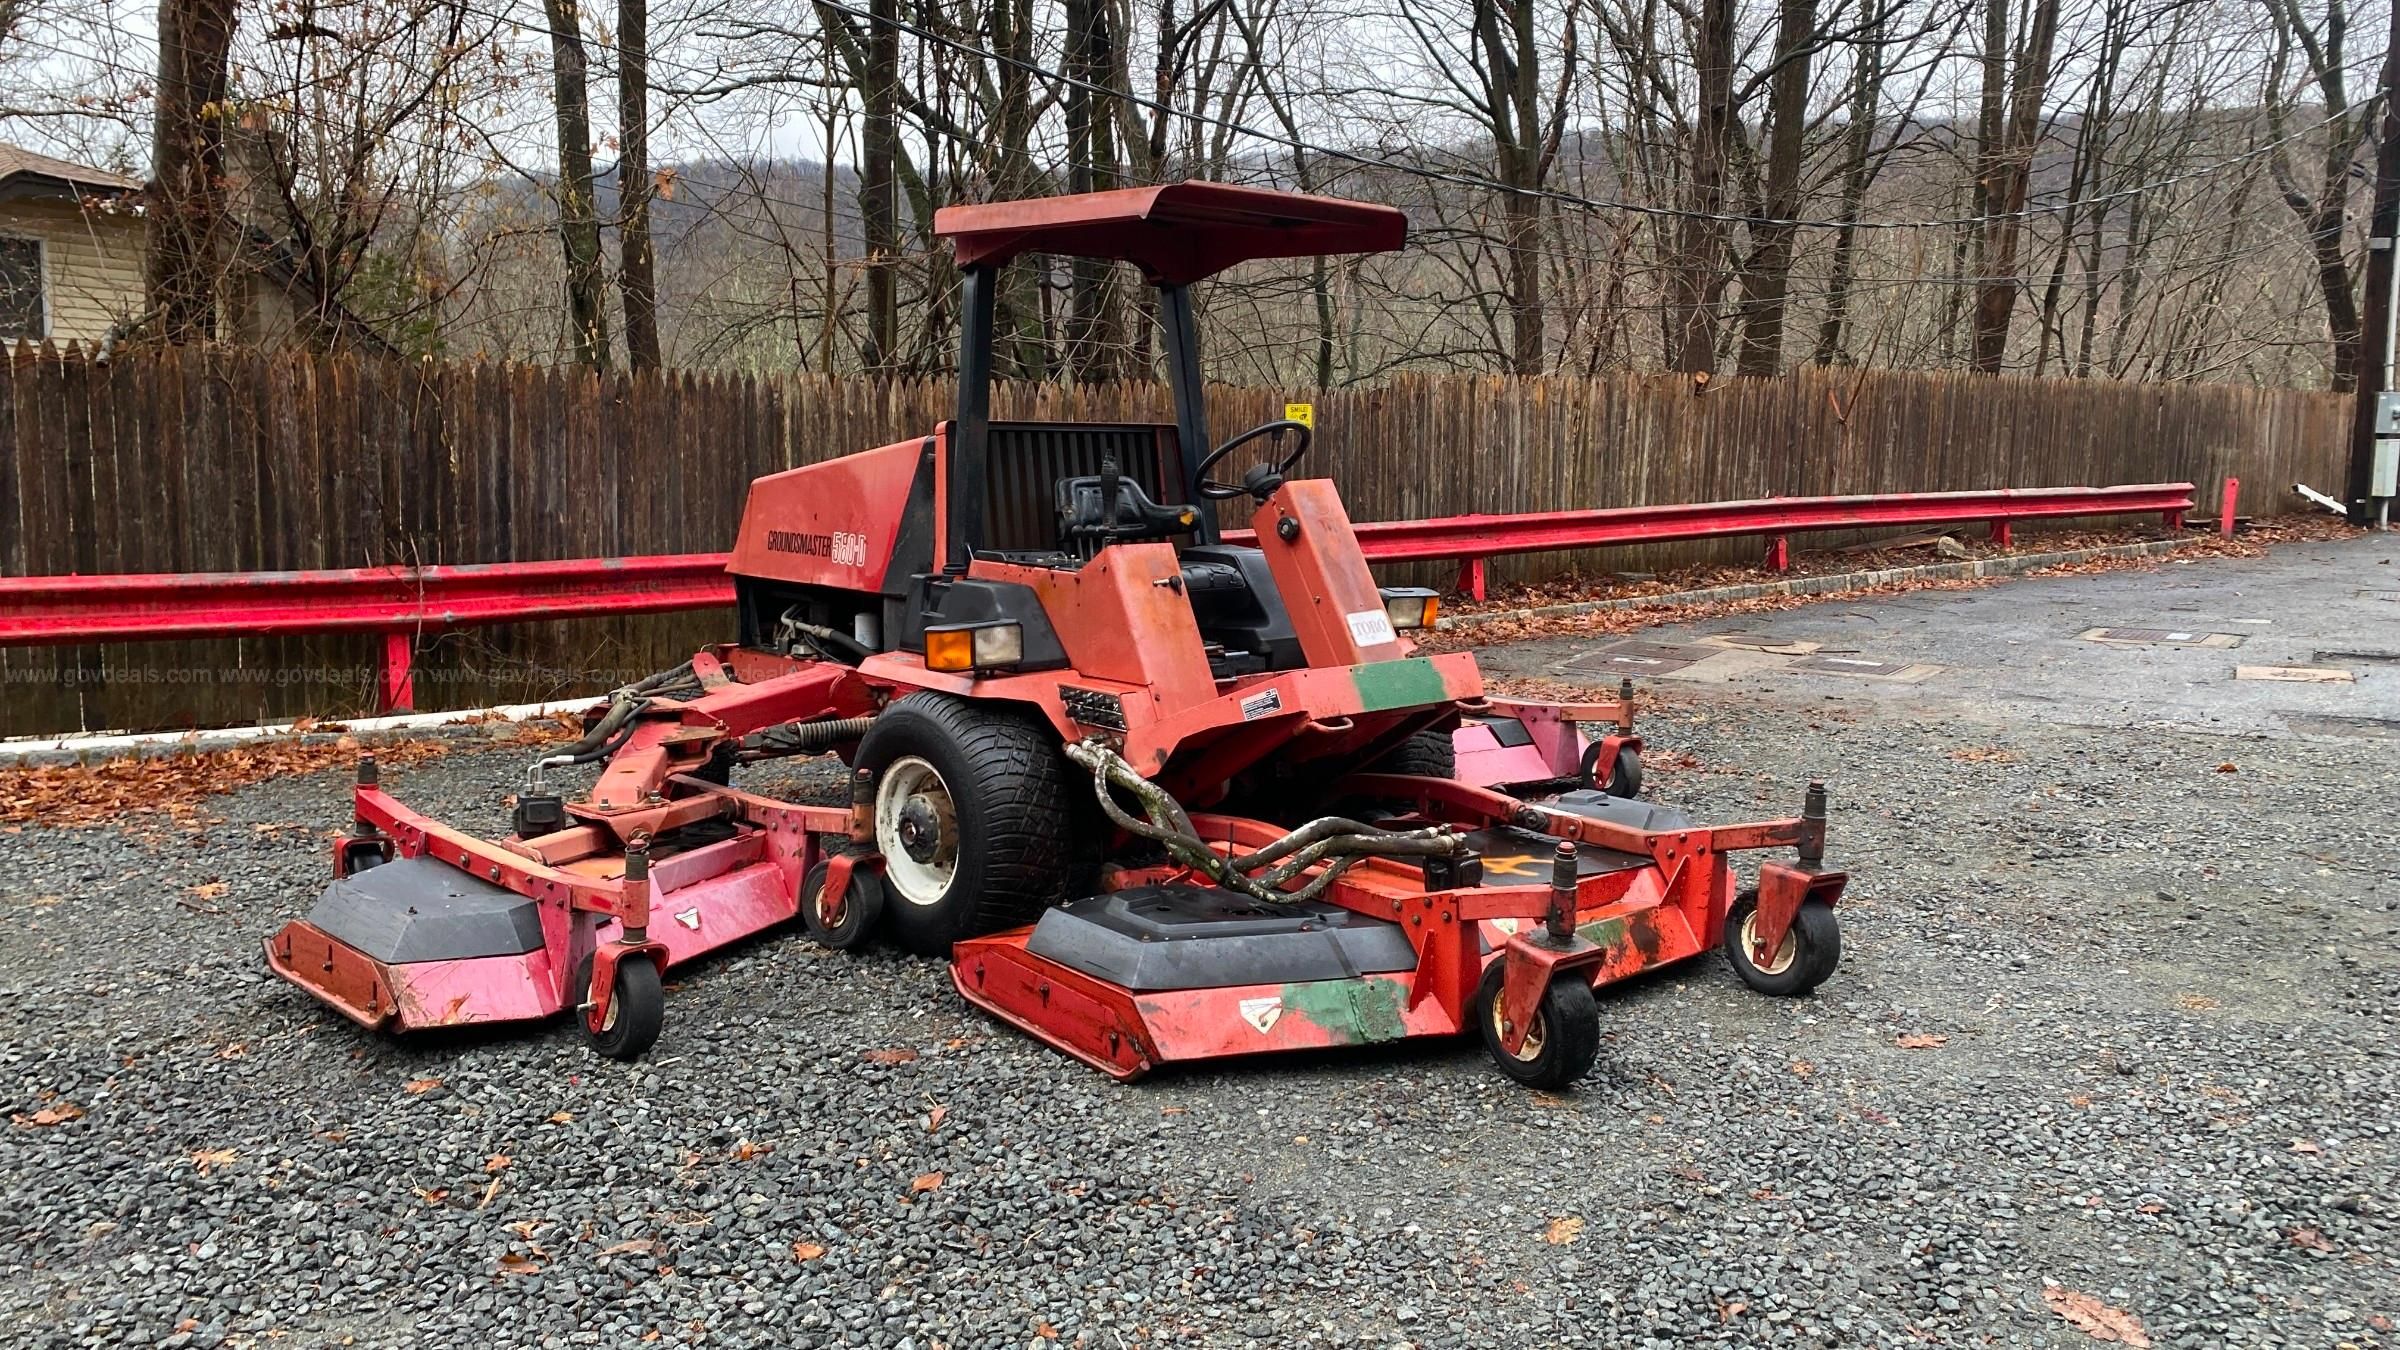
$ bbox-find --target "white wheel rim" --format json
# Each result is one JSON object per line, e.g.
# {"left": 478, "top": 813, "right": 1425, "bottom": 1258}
{"left": 1740, "top": 911, "right": 1798, "bottom": 976}
{"left": 875, "top": 756, "right": 958, "bottom": 908}
{"left": 1490, "top": 992, "right": 1547, "bottom": 1062}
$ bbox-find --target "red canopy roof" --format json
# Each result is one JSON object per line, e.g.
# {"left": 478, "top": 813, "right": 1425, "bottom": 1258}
{"left": 932, "top": 181, "right": 1407, "bottom": 284}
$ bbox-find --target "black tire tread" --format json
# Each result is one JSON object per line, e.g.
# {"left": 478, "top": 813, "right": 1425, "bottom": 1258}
{"left": 1376, "top": 728, "right": 1457, "bottom": 780}
{"left": 859, "top": 694, "right": 1091, "bottom": 951}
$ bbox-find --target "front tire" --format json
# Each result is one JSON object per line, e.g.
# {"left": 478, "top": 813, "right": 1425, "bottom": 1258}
{"left": 854, "top": 694, "right": 1089, "bottom": 955}
{"left": 1473, "top": 960, "right": 1601, "bottom": 1089}
{"left": 1723, "top": 890, "right": 1840, "bottom": 996}
{"left": 1375, "top": 728, "right": 1457, "bottom": 779}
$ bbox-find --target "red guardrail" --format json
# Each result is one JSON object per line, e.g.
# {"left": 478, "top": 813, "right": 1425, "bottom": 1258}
{"left": 1228, "top": 482, "right": 2195, "bottom": 598}
{"left": 0, "top": 483, "right": 2191, "bottom": 713}
{"left": 0, "top": 555, "right": 736, "bottom": 712}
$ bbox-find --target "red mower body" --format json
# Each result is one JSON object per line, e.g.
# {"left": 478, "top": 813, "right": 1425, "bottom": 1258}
{"left": 264, "top": 181, "right": 1847, "bottom": 1083}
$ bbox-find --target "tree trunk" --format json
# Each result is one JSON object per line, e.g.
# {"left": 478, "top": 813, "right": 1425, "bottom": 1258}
{"left": 543, "top": 0, "right": 610, "bottom": 368}
{"left": 1810, "top": 16, "right": 1879, "bottom": 366}
{"left": 1971, "top": 0, "right": 2060, "bottom": 373}
{"left": 1735, "top": 0, "right": 1815, "bottom": 376}
{"left": 860, "top": 0, "right": 899, "bottom": 371}
{"left": 1064, "top": 0, "right": 1125, "bottom": 381}
{"left": 147, "top": 0, "right": 238, "bottom": 343}
{"left": 618, "top": 0, "right": 660, "bottom": 370}
{"left": 1667, "top": 0, "right": 1733, "bottom": 373}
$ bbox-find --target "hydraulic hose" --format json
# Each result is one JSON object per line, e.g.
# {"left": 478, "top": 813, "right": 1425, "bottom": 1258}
{"left": 1064, "top": 740, "right": 1467, "bottom": 906}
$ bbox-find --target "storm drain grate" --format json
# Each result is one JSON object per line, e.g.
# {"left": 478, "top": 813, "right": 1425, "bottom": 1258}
{"left": 2315, "top": 649, "right": 2400, "bottom": 666}
{"left": 2287, "top": 713, "right": 2400, "bottom": 740}
{"left": 2080, "top": 626, "right": 2245, "bottom": 648}
{"left": 1561, "top": 640, "right": 1708, "bottom": 677}
{"left": 1787, "top": 655, "right": 1916, "bottom": 678}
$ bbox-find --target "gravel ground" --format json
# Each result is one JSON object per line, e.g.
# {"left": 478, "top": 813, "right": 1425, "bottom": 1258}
{"left": 2, "top": 545, "right": 2396, "bottom": 1350}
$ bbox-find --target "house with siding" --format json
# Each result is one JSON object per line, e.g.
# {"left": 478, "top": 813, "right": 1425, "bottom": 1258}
{"left": 0, "top": 142, "right": 145, "bottom": 346}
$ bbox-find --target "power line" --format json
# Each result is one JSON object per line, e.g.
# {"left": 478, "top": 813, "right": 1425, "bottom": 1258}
{"left": 791, "top": 0, "right": 2356, "bottom": 234}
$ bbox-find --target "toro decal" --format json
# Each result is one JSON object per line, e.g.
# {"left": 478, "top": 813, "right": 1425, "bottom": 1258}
{"left": 766, "top": 528, "right": 869, "bottom": 568}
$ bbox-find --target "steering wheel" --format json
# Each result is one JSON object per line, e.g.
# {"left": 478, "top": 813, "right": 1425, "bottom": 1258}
{"left": 1193, "top": 419, "right": 1314, "bottom": 501}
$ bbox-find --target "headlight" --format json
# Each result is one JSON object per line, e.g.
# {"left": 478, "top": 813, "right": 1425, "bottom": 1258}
{"left": 925, "top": 622, "right": 1023, "bottom": 672}
{"left": 1379, "top": 587, "right": 1440, "bottom": 632}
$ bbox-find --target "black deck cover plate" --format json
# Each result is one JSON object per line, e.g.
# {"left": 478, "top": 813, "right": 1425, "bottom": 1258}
{"left": 1024, "top": 885, "right": 1417, "bottom": 993}
{"left": 306, "top": 856, "right": 545, "bottom": 964}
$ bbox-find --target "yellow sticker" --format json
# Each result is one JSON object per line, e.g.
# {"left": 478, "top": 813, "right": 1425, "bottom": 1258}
{"left": 1282, "top": 401, "right": 1314, "bottom": 430}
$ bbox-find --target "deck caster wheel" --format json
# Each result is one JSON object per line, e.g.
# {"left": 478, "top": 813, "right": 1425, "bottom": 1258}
{"left": 574, "top": 952, "right": 664, "bottom": 1061}
{"left": 1579, "top": 741, "right": 1643, "bottom": 798}
{"left": 801, "top": 858, "right": 885, "bottom": 951}
{"left": 1473, "top": 960, "right": 1601, "bottom": 1090}
{"left": 1724, "top": 889, "right": 1840, "bottom": 996}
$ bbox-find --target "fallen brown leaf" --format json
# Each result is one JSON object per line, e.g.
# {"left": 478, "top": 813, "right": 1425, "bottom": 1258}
{"left": 1541, "top": 1215, "right": 1584, "bottom": 1245}
{"left": 403, "top": 1077, "right": 443, "bottom": 1095}
{"left": 190, "top": 1147, "right": 237, "bottom": 1174}
{"left": 2291, "top": 1138, "right": 2324, "bottom": 1154}
{"left": 926, "top": 1104, "right": 948, "bottom": 1131}
{"left": 2286, "top": 1226, "right": 2333, "bottom": 1252}
{"left": 0, "top": 727, "right": 570, "bottom": 831}
{"left": 909, "top": 1171, "right": 944, "bottom": 1194}
{"left": 731, "top": 1139, "right": 767, "bottom": 1162}
{"left": 2214, "top": 762, "right": 2237, "bottom": 774}
{"left": 2042, "top": 1285, "right": 2150, "bottom": 1346}
{"left": 477, "top": 1176, "right": 504, "bottom": 1209}
{"left": 600, "top": 1238, "right": 662, "bottom": 1258}
{"left": 790, "top": 1241, "right": 826, "bottom": 1262}
{"left": 497, "top": 1253, "right": 541, "bottom": 1275}
{"left": 1789, "top": 1059, "right": 1815, "bottom": 1078}
{"left": 191, "top": 881, "right": 229, "bottom": 900}
{"left": 1033, "top": 1322, "right": 1059, "bottom": 1340}
{"left": 863, "top": 1047, "right": 919, "bottom": 1066}
{"left": 485, "top": 1153, "right": 512, "bottom": 1173}
{"left": 413, "top": 1187, "right": 450, "bottom": 1206}
{"left": 11, "top": 1102, "right": 85, "bottom": 1128}
{"left": 1894, "top": 1033, "right": 1948, "bottom": 1049}
{"left": 547, "top": 1111, "right": 574, "bottom": 1124}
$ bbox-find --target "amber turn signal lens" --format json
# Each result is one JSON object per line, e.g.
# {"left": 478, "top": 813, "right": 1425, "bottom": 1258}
{"left": 925, "top": 628, "right": 975, "bottom": 672}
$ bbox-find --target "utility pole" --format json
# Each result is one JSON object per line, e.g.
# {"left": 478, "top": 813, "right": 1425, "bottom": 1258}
{"left": 2347, "top": 2, "right": 2400, "bottom": 526}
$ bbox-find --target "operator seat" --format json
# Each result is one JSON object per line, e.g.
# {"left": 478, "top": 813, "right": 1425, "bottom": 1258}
{"left": 979, "top": 420, "right": 1305, "bottom": 673}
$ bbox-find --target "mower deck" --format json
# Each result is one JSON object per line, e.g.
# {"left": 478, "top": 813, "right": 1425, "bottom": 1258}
{"left": 953, "top": 783, "right": 1843, "bottom": 1081}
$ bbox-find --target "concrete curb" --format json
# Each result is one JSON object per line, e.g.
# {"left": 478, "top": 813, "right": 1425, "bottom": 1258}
{"left": 1436, "top": 537, "right": 2195, "bottom": 631}
{"left": 0, "top": 698, "right": 591, "bottom": 769}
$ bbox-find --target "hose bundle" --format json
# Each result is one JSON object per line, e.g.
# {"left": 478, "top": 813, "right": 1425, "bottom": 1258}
{"left": 1065, "top": 740, "right": 1467, "bottom": 905}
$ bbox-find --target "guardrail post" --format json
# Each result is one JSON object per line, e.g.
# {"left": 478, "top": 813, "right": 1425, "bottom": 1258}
{"left": 1454, "top": 556, "right": 1487, "bottom": 602}
{"left": 1763, "top": 535, "right": 1789, "bottom": 572}
{"left": 2217, "top": 477, "right": 2238, "bottom": 538}
{"left": 378, "top": 631, "right": 415, "bottom": 714}
{"left": 1988, "top": 519, "right": 2012, "bottom": 548}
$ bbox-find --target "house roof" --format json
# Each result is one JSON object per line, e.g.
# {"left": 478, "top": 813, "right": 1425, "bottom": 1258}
{"left": 0, "top": 141, "right": 141, "bottom": 198}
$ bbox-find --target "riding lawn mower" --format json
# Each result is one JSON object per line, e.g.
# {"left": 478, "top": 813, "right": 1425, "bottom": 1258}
{"left": 265, "top": 182, "right": 1846, "bottom": 1088}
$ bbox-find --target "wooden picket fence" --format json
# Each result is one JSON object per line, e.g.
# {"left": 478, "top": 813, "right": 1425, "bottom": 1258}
{"left": 0, "top": 345, "right": 2352, "bottom": 734}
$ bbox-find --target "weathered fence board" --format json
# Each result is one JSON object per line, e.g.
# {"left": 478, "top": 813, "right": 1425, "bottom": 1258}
{"left": 0, "top": 346, "right": 2352, "bottom": 734}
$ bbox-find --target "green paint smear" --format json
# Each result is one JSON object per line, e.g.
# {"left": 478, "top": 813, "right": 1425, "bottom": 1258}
{"left": 1576, "top": 916, "right": 1628, "bottom": 950}
{"left": 1279, "top": 977, "right": 1408, "bottom": 1045}
{"left": 1352, "top": 657, "right": 1449, "bottom": 712}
